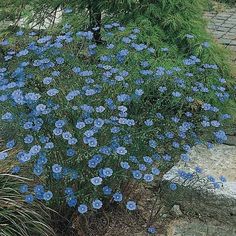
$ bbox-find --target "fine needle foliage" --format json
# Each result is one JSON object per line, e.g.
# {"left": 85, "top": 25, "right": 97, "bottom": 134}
{"left": 0, "top": 0, "right": 234, "bottom": 81}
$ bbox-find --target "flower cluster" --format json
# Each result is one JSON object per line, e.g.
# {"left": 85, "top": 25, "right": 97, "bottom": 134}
{"left": 0, "top": 21, "right": 232, "bottom": 214}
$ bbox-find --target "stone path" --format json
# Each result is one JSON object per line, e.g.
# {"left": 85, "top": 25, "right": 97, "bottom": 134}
{"left": 205, "top": 8, "right": 236, "bottom": 60}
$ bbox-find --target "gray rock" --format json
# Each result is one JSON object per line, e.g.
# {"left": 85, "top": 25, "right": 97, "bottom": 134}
{"left": 161, "top": 145, "right": 236, "bottom": 225}
{"left": 170, "top": 205, "right": 183, "bottom": 217}
{"left": 168, "top": 219, "right": 236, "bottom": 236}
{"left": 219, "top": 38, "right": 232, "bottom": 44}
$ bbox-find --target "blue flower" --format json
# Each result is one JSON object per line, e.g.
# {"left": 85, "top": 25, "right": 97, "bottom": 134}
{"left": 211, "top": 120, "right": 220, "bottom": 127}
{"left": 16, "top": 30, "right": 24, "bottom": 36}
{"left": 169, "top": 183, "right": 177, "bottom": 191}
{"left": 214, "top": 130, "right": 227, "bottom": 142}
{"left": 37, "top": 35, "right": 52, "bottom": 43}
{"left": 19, "top": 184, "right": 28, "bottom": 193}
{"left": 163, "top": 154, "right": 172, "bottom": 161}
{"left": 201, "top": 42, "right": 210, "bottom": 48}
{"left": 151, "top": 167, "right": 160, "bottom": 175}
{"left": 202, "top": 103, "right": 212, "bottom": 111}
{"left": 113, "top": 192, "right": 123, "bottom": 202}
{"left": 149, "top": 140, "right": 157, "bottom": 148}
{"left": 96, "top": 106, "right": 105, "bottom": 113}
{"left": 126, "top": 201, "right": 137, "bottom": 211}
{"left": 11, "top": 166, "right": 20, "bottom": 174}
{"left": 67, "top": 148, "right": 76, "bottom": 157}
{"left": 172, "top": 91, "right": 181, "bottom": 97}
{"left": 53, "top": 128, "right": 63, "bottom": 136}
{"left": 0, "top": 39, "right": 9, "bottom": 46}
{"left": 84, "top": 130, "right": 94, "bottom": 138}
{"left": 67, "top": 197, "right": 77, "bottom": 207}
{"left": 78, "top": 204, "right": 88, "bottom": 214}
{"left": 132, "top": 170, "right": 142, "bottom": 180}
{"left": 144, "top": 119, "right": 153, "bottom": 126}
{"left": 91, "top": 176, "right": 102, "bottom": 186}
{"left": 195, "top": 166, "right": 202, "bottom": 173}
{"left": 161, "top": 47, "right": 169, "bottom": 52}
{"left": 120, "top": 161, "right": 130, "bottom": 170}
{"left": 30, "top": 145, "right": 41, "bottom": 155}
{"left": 2, "top": 112, "right": 13, "bottom": 121}
{"left": 33, "top": 165, "right": 43, "bottom": 176}
{"left": 207, "top": 175, "right": 215, "bottom": 182}
{"left": 52, "top": 164, "right": 62, "bottom": 173}
{"left": 94, "top": 118, "right": 104, "bottom": 128}
{"left": 76, "top": 121, "right": 86, "bottom": 129}
{"left": 103, "top": 186, "right": 112, "bottom": 195}
{"left": 43, "top": 191, "right": 53, "bottom": 201}
{"left": 36, "top": 104, "right": 46, "bottom": 112}
{"left": 143, "top": 156, "right": 153, "bottom": 164}
{"left": 34, "top": 184, "right": 44, "bottom": 194}
{"left": 56, "top": 57, "right": 64, "bottom": 64}
{"left": 220, "top": 176, "right": 227, "bottom": 182}
{"left": 172, "top": 142, "right": 180, "bottom": 148}
{"left": 45, "top": 142, "right": 54, "bottom": 149}
{"left": 111, "top": 127, "right": 120, "bottom": 133}
{"left": 135, "top": 89, "right": 144, "bottom": 97}
{"left": 139, "top": 164, "right": 147, "bottom": 171}
{"left": 147, "top": 226, "right": 157, "bottom": 234}
{"left": 79, "top": 70, "right": 93, "bottom": 77}
{"left": 185, "top": 34, "right": 195, "bottom": 39}
{"left": 47, "top": 88, "right": 59, "bottom": 97}
{"left": 43, "top": 77, "right": 53, "bottom": 85}
{"left": 156, "top": 113, "right": 164, "bottom": 119}
{"left": 87, "top": 137, "right": 98, "bottom": 147}
{"left": 52, "top": 71, "right": 60, "bottom": 77}
{"left": 65, "top": 187, "right": 74, "bottom": 196}
{"left": 213, "top": 182, "right": 220, "bottom": 189}
{"left": 103, "top": 168, "right": 113, "bottom": 177}
{"left": 0, "top": 152, "right": 8, "bottom": 160}
{"left": 62, "top": 131, "right": 72, "bottom": 140}
{"left": 88, "top": 158, "right": 98, "bottom": 168}
{"left": 180, "top": 154, "right": 190, "bottom": 162}
{"left": 144, "top": 174, "right": 154, "bottom": 182}
{"left": 72, "top": 67, "right": 81, "bottom": 74}
{"left": 25, "top": 194, "right": 34, "bottom": 204}
{"left": 92, "top": 199, "right": 103, "bottom": 209}
{"left": 64, "top": 8, "right": 73, "bottom": 13}
{"left": 116, "top": 147, "right": 127, "bottom": 155}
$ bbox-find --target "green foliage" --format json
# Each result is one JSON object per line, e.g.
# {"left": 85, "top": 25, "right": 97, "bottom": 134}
{"left": 214, "top": 0, "right": 236, "bottom": 6}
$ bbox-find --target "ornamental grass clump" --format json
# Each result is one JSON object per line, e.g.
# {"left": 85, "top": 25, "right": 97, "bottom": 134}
{"left": 0, "top": 170, "right": 55, "bottom": 236}
{"left": 0, "top": 21, "right": 233, "bottom": 215}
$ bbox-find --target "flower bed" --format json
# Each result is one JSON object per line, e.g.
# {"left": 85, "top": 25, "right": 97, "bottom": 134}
{"left": 0, "top": 20, "right": 233, "bottom": 219}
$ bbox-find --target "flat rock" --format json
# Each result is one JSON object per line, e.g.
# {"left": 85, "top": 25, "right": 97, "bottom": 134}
{"left": 161, "top": 144, "right": 236, "bottom": 224}
{"left": 167, "top": 219, "right": 236, "bottom": 236}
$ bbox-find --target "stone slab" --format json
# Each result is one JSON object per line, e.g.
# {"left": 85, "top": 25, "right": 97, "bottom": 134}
{"left": 161, "top": 145, "right": 236, "bottom": 224}
{"left": 167, "top": 219, "right": 236, "bottom": 236}
{"left": 219, "top": 38, "right": 232, "bottom": 44}
{"left": 230, "top": 40, "right": 236, "bottom": 45}
{"left": 216, "top": 28, "right": 231, "bottom": 33}
{"left": 229, "top": 45, "right": 236, "bottom": 51}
